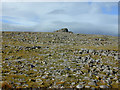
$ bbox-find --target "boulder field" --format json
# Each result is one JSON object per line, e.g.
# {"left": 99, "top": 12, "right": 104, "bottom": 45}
{"left": 1, "top": 31, "right": 119, "bottom": 89}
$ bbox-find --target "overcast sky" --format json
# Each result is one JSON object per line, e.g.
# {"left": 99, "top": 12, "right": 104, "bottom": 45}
{"left": 1, "top": 2, "right": 118, "bottom": 36}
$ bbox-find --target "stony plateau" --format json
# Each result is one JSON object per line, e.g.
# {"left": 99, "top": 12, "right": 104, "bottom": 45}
{"left": 1, "top": 30, "right": 119, "bottom": 89}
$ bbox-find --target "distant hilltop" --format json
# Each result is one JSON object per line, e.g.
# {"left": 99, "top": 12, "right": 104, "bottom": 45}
{"left": 54, "top": 28, "right": 73, "bottom": 34}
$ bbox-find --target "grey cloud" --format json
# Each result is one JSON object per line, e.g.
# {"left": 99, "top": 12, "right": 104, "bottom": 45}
{"left": 48, "top": 9, "right": 66, "bottom": 14}
{"left": 2, "top": 2, "right": 118, "bottom": 36}
{"left": 2, "top": 23, "right": 34, "bottom": 31}
{"left": 52, "top": 21, "right": 117, "bottom": 36}
{"left": 2, "top": 21, "right": 117, "bottom": 36}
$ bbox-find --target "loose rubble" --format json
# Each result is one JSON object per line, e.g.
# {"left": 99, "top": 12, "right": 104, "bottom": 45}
{"left": 1, "top": 31, "right": 119, "bottom": 89}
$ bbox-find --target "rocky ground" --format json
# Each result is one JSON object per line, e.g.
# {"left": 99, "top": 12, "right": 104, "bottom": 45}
{"left": 1, "top": 30, "right": 119, "bottom": 89}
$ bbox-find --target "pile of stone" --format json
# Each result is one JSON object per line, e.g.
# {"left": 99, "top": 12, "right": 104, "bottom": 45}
{"left": 54, "top": 28, "right": 73, "bottom": 34}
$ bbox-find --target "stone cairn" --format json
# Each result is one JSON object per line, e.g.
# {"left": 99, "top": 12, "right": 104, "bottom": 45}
{"left": 54, "top": 28, "right": 73, "bottom": 33}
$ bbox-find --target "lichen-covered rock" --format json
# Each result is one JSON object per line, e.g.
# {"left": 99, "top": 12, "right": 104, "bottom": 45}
{"left": 99, "top": 85, "right": 109, "bottom": 88}
{"left": 76, "top": 84, "right": 84, "bottom": 88}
